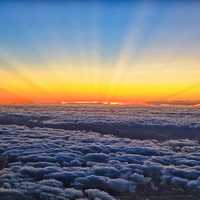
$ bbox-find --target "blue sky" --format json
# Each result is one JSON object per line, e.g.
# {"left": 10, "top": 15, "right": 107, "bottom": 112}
{"left": 0, "top": 1, "right": 199, "bottom": 65}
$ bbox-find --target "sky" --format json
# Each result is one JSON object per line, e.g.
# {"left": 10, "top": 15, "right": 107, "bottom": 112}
{"left": 0, "top": 0, "right": 200, "bottom": 105}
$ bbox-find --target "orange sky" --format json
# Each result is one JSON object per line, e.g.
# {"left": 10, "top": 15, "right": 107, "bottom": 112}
{"left": 0, "top": 1, "right": 200, "bottom": 105}
{"left": 0, "top": 57, "right": 200, "bottom": 105}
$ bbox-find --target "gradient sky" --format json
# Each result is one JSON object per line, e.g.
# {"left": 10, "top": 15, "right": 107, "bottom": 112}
{"left": 0, "top": 0, "right": 200, "bottom": 104}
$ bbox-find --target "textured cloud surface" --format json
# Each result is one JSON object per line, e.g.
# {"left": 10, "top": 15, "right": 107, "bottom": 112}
{"left": 0, "top": 105, "right": 200, "bottom": 140}
{"left": 0, "top": 125, "right": 200, "bottom": 199}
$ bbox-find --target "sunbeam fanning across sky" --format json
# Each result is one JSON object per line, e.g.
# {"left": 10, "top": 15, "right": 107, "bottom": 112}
{"left": 0, "top": 0, "right": 200, "bottom": 105}
{"left": 1, "top": 2, "right": 200, "bottom": 199}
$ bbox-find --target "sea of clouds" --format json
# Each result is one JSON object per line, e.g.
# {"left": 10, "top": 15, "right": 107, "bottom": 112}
{"left": 0, "top": 105, "right": 200, "bottom": 141}
{"left": 0, "top": 124, "right": 200, "bottom": 200}
{"left": 1, "top": 105, "right": 200, "bottom": 127}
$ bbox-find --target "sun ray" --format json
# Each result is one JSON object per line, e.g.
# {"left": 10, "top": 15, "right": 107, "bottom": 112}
{"left": 106, "top": 1, "right": 161, "bottom": 99}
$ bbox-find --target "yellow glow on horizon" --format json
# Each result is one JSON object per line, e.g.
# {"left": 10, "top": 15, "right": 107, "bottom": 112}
{"left": 0, "top": 53, "right": 200, "bottom": 105}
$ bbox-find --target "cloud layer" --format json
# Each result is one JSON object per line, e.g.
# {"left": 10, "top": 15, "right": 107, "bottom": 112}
{"left": 0, "top": 105, "right": 200, "bottom": 140}
{"left": 0, "top": 125, "right": 200, "bottom": 199}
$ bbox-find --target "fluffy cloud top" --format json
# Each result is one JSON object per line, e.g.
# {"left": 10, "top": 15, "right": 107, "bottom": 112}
{"left": 0, "top": 125, "right": 200, "bottom": 199}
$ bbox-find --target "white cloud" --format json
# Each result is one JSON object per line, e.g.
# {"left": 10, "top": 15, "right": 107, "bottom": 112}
{"left": 0, "top": 124, "right": 200, "bottom": 198}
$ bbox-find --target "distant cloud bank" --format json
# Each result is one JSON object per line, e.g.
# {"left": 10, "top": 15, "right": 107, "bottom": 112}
{"left": 148, "top": 100, "right": 200, "bottom": 107}
{"left": 0, "top": 105, "right": 200, "bottom": 140}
